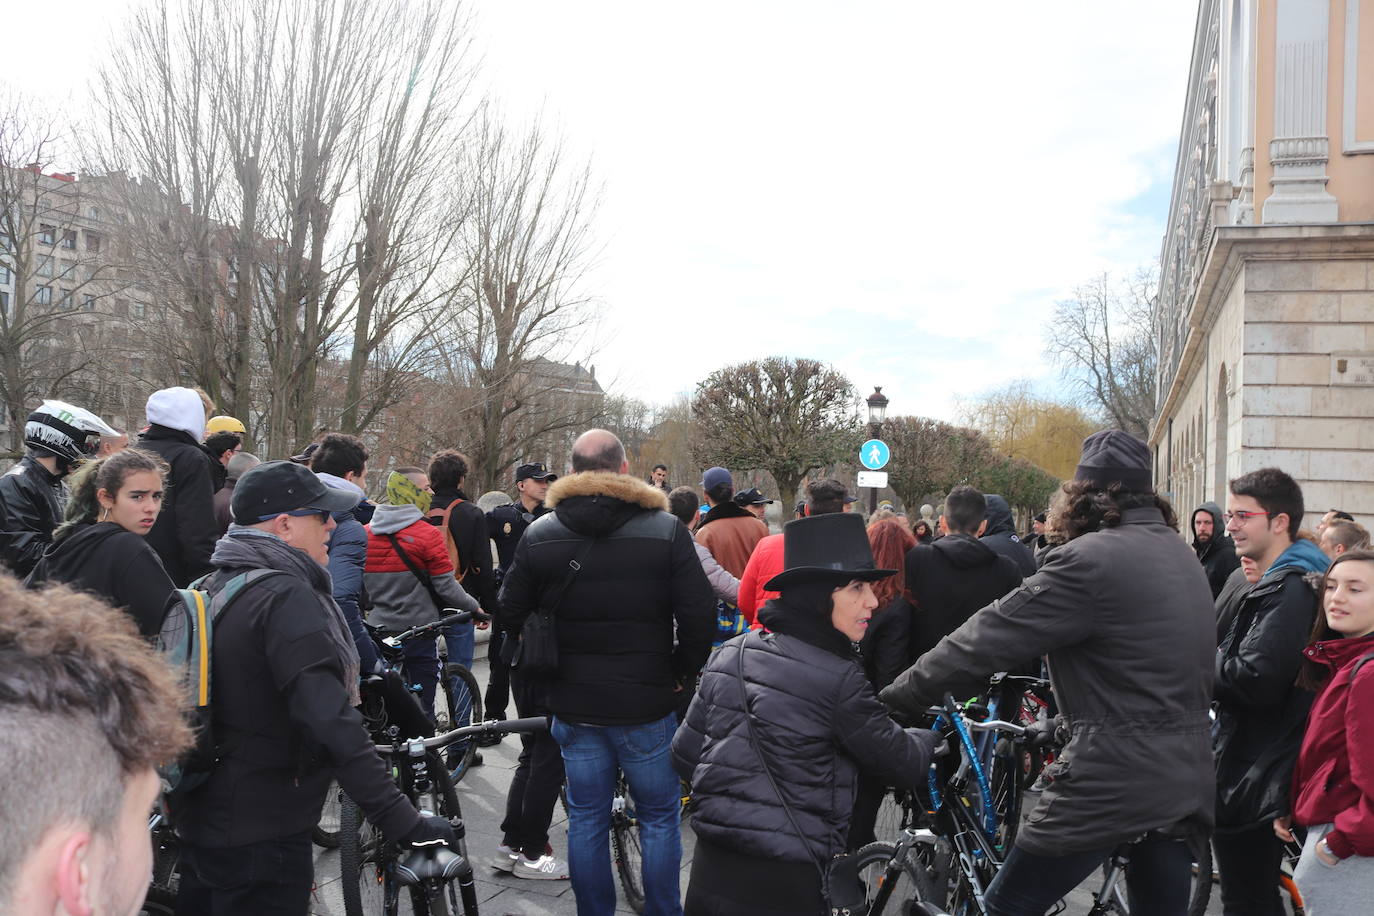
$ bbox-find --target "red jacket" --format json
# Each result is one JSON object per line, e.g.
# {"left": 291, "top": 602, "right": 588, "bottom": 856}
{"left": 1291, "top": 633, "right": 1374, "bottom": 859}
{"left": 737, "top": 533, "right": 782, "bottom": 626}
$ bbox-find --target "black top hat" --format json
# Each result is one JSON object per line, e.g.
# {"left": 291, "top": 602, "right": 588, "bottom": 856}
{"left": 763, "top": 512, "right": 896, "bottom": 591}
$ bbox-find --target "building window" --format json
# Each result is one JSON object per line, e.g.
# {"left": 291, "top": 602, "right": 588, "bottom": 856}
{"left": 114, "top": 298, "right": 128, "bottom": 316}
{"left": 0, "top": 291, "right": 8, "bottom": 314}
{"left": 59, "top": 288, "right": 73, "bottom": 308}
{"left": 34, "top": 284, "right": 52, "bottom": 305}
{"left": 38, "top": 225, "right": 55, "bottom": 245}
{"left": 86, "top": 232, "right": 101, "bottom": 253}
{"left": 82, "top": 293, "right": 97, "bottom": 310}
{"left": 59, "top": 259, "right": 76, "bottom": 279}
{"left": 36, "top": 255, "right": 53, "bottom": 278}
{"left": 0, "top": 266, "right": 9, "bottom": 285}
{"left": 131, "top": 301, "right": 147, "bottom": 319}
{"left": 88, "top": 207, "right": 100, "bottom": 221}
{"left": 61, "top": 230, "right": 77, "bottom": 250}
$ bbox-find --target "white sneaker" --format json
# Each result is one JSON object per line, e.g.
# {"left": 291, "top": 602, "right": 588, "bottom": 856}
{"left": 492, "top": 844, "right": 518, "bottom": 873}
{"left": 511, "top": 853, "right": 571, "bottom": 880}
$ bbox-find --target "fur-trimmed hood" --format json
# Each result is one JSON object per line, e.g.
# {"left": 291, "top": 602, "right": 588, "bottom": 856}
{"left": 546, "top": 472, "right": 671, "bottom": 539}
{"left": 546, "top": 472, "right": 670, "bottom": 511}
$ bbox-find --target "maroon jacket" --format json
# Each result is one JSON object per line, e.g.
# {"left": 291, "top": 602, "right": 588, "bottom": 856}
{"left": 1291, "top": 633, "right": 1374, "bottom": 858}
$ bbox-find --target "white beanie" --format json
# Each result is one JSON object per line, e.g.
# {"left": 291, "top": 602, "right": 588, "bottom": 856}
{"left": 146, "top": 387, "right": 206, "bottom": 440}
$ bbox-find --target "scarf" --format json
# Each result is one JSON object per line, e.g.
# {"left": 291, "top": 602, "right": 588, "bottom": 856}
{"left": 212, "top": 527, "right": 362, "bottom": 704}
{"left": 756, "top": 580, "right": 861, "bottom": 662}
{"left": 386, "top": 471, "right": 431, "bottom": 513}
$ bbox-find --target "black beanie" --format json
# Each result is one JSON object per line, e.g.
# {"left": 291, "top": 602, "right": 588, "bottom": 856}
{"left": 1074, "top": 430, "right": 1153, "bottom": 493}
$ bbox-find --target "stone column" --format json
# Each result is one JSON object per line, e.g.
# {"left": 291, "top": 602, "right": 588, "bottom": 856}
{"left": 1262, "top": 0, "right": 1339, "bottom": 223}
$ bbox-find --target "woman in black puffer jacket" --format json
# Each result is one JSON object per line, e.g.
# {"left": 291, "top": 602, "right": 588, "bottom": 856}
{"left": 672, "top": 513, "right": 939, "bottom": 916}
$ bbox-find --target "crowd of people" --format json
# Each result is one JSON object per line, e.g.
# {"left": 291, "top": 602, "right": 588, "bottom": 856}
{"left": 0, "top": 390, "right": 1371, "bottom": 916}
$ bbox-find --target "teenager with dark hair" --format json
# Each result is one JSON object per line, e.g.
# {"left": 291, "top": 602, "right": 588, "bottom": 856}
{"left": 1213, "top": 466, "right": 1329, "bottom": 915}
{"left": 26, "top": 449, "right": 175, "bottom": 637}
{"left": 670, "top": 485, "right": 739, "bottom": 603}
{"left": 310, "top": 433, "right": 378, "bottom": 674}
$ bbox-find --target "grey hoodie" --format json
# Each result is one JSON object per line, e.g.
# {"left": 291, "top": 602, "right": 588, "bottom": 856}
{"left": 365, "top": 503, "right": 479, "bottom": 631}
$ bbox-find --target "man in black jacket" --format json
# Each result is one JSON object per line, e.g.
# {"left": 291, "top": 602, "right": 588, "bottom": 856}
{"left": 174, "top": 461, "right": 453, "bottom": 914}
{"left": 501, "top": 429, "right": 715, "bottom": 907}
{"left": 981, "top": 493, "right": 1037, "bottom": 577}
{"left": 905, "top": 485, "right": 1023, "bottom": 694}
{"left": 1192, "top": 501, "right": 1241, "bottom": 598}
{"left": 0, "top": 399, "right": 117, "bottom": 577}
{"left": 1213, "top": 468, "right": 1327, "bottom": 916}
{"left": 138, "top": 387, "right": 219, "bottom": 586}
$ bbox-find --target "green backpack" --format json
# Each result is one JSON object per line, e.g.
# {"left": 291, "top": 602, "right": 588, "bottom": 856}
{"left": 157, "top": 569, "right": 286, "bottom": 800}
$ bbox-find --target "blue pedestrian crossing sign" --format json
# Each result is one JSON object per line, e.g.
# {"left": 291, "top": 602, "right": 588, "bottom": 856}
{"left": 860, "top": 439, "right": 890, "bottom": 470}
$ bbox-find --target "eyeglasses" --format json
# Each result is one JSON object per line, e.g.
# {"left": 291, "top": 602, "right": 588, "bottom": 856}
{"left": 1223, "top": 510, "right": 1270, "bottom": 525}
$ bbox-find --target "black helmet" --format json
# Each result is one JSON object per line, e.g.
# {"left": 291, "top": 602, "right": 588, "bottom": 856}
{"left": 25, "top": 399, "right": 118, "bottom": 464}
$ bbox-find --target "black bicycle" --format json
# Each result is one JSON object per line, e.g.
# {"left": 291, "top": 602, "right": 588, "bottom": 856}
{"left": 338, "top": 715, "right": 549, "bottom": 916}
{"left": 140, "top": 810, "right": 180, "bottom": 915}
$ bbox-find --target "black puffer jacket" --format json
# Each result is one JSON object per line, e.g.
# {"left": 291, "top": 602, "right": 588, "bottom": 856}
{"left": 981, "top": 494, "right": 1036, "bottom": 578}
{"left": 26, "top": 522, "right": 175, "bottom": 637}
{"left": 1192, "top": 501, "right": 1241, "bottom": 599}
{"left": 673, "top": 602, "right": 936, "bottom": 866}
{"left": 499, "top": 472, "right": 716, "bottom": 725}
{"left": 138, "top": 424, "right": 219, "bottom": 587}
{"left": 0, "top": 456, "right": 64, "bottom": 578}
{"left": 1214, "top": 538, "right": 1326, "bottom": 831}
{"left": 905, "top": 533, "right": 1022, "bottom": 664}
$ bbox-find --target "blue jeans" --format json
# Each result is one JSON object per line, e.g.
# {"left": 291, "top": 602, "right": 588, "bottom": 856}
{"left": 443, "top": 621, "right": 476, "bottom": 728}
{"left": 551, "top": 713, "right": 683, "bottom": 916}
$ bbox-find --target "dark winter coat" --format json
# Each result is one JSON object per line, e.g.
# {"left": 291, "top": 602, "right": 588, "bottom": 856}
{"left": 1193, "top": 501, "right": 1241, "bottom": 599}
{"left": 431, "top": 487, "right": 497, "bottom": 612}
{"left": 859, "top": 595, "right": 915, "bottom": 692}
{"left": 318, "top": 473, "right": 377, "bottom": 673}
{"left": 488, "top": 501, "right": 550, "bottom": 574}
{"left": 1214, "top": 538, "right": 1327, "bottom": 831}
{"left": 882, "top": 506, "right": 1217, "bottom": 856}
{"left": 1291, "top": 633, "right": 1374, "bottom": 859}
{"left": 673, "top": 604, "right": 936, "bottom": 868}
{"left": 0, "top": 456, "right": 64, "bottom": 578}
{"left": 498, "top": 472, "right": 716, "bottom": 726}
{"left": 905, "top": 532, "right": 1023, "bottom": 670}
{"left": 981, "top": 494, "right": 1037, "bottom": 578}
{"left": 138, "top": 423, "right": 219, "bottom": 587}
{"left": 174, "top": 529, "right": 419, "bottom": 848}
{"left": 212, "top": 478, "right": 236, "bottom": 536}
{"left": 1214, "top": 564, "right": 1252, "bottom": 645}
{"left": 25, "top": 521, "right": 175, "bottom": 637}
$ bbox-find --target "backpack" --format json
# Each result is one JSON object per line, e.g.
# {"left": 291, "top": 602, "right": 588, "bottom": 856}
{"left": 157, "top": 568, "right": 286, "bottom": 800}
{"left": 426, "top": 499, "right": 467, "bottom": 583}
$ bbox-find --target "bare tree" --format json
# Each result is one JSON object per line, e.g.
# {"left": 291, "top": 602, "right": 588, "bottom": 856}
{"left": 961, "top": 380, "right": 1101, "bottom": 479}
{"left": 438, "top": 108, "right": 604, "bottom": 490}
{"left": 691, "top": 357, "right": 860, "bottom": 512}
{"left": 1045, "top": 268, "right": 1158, "bottom": 440}
{"left": 882, "top": 415, "right": 996, "bottom": 512}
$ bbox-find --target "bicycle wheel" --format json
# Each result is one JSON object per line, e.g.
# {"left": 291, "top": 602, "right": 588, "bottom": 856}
{"left": 854, "top": 842, "right": 937, "bottom": 915}
{"left": 611, "top": 776, "right": 646, "bottom": 914}
{"left": 423, "top": 750, "right": 480, "bottom": 916}
{"left": 988, "top": 742, "right": 1022, "bottom": 852}
{"left": 340, "top": 792, "right": 395, "bottom": 916}
{"left": 439, "top": 663, "right": 482, "bottom": 783}
{"left": 314, "top": 780, "right": 344, "bottom": 848}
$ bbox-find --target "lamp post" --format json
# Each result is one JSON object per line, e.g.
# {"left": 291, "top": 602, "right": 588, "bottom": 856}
{"left": 865, "top": 386, "right": 889, "bottom": 516}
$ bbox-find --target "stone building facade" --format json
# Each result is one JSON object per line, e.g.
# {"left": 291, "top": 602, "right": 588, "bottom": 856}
{"left": 1153, "top": 0, "right": 1374, "bottom": 526}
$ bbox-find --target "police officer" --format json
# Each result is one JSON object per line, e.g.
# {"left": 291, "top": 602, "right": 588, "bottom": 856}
{"left": 485, "top": 462, "right": 557, "bottom": 722}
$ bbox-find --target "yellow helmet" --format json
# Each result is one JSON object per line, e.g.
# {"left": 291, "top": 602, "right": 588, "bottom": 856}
{"left": 205, "top": 415, "right": 247, "bottom": 435}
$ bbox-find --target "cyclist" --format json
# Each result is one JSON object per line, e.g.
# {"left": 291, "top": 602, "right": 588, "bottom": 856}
{"left": 174, "top": 461, "right": 456, "bottom": 914}
{"left": 0, "top": 398, "right": 118, "bottom": 577}
{"left": 25, "top": 448, "right": 175, "bottom": 637}
{"left": 882, "top": 430, "right": 1216, "bottom": 916}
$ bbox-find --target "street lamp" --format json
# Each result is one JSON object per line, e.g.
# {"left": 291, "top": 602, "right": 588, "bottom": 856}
{"left": 866, "top": 386, "right": 889, "bottom": 515}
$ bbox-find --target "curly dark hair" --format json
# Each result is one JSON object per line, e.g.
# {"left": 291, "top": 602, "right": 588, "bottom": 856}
{"left": 1049, "top": 479, "right": 1178, "bottom": 542}
{"left": 427, "top": 450, "right": 470, "bottom": 491}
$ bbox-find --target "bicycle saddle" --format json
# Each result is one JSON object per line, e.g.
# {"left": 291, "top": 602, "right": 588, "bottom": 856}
{"left": 394, "top": 845, "right": 466, "bottom": 886}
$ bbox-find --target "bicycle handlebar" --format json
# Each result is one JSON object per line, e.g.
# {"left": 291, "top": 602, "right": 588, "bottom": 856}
{"left": 380, "top": 610, "right": 491, "bottom": 648}
{"left": 965, "top": 718, "right": 1027, "bottom": 737}
{"left": 372, "top": 716, "right": 548, "bottom": 754}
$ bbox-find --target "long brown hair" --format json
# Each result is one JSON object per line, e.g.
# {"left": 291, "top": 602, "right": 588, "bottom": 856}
{"left": 868, "top": 518, "right": 915, "bottom": 608}
{"left": 1297, "top": 548, "right": 1374, "bottom": 690}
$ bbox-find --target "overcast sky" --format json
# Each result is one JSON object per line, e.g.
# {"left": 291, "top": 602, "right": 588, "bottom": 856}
{"left": 3, "top": 0, "right": 1200, "bottom": 422}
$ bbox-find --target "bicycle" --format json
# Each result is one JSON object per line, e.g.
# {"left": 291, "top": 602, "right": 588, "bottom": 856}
{"left": 374, "top": 610, "right": 486, "bottom": 782}
{"left": 140, "top": 810, "right": 180, "bottom": 916}
{"left": 609, "top": 773, "right": 695, "bottom": 914}
{"left": 337, "top": 715, "right": 549, "bottom": 916}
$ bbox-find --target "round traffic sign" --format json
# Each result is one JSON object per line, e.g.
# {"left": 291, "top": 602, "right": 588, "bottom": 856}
{"left": 860, "top": 439, "right": 890, "bottom": 470}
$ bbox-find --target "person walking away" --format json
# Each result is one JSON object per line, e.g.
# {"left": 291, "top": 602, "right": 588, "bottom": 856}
{"left": 1276, "top": 549, "right": 1374, "bottom": 914}
{"left": 0, "top": 575, "right": 193, "bottom": 916}
{"left": 502, "top": 429, "right": 716, "bottom": 908}
{"left": 25, "top": 449, "right": 176, "bottom": 637}
{"left": 905, "top": 485, "right": 1023, "bottom": 694}
{"left": 214, "top": 451, "right": 260, "bottom": 536}
{"left": 979, "top": 493, "right": 1036, "bottom": 578}
{"left": 138, "top": 387, "right": 219, "bottom": 587}
{"left": 1213, "top": 467, "right": 1329, "bottom": 915}
{"left": 674, "top": 512, "right": 939, "bottom": 916}
{"left": 365, "top": 469, "right": 482, "bottom": 720}
{"left": 174, "top": 461, "right": 455, "bottom": 913}
{"left": 0, "top": 399, "right": 118, "bottom": 577}
{"left": 668, "top": 486, "right": 739, "bottom": 604}
{"left": 310, "top": 434, "right": 378, "bottom": 673}
{"left": 737, "top": 479, "right": 853, "bottom": 627}
{"left": 694, "top": 467, "right": 766, "bottom": 578}
{"left": 882, "top": 431, "right": 1216, "bottom": 915}
{"left": 1193, "top": 501, "right": 1241, "bottom": 599}
{"left": 1320, "top": 519, "right": 1370, "bottom": 560}
{"left": 487, "top": 462, "right": 557, "bottom": 722}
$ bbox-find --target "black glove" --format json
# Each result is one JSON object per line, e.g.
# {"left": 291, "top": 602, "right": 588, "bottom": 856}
{"left": 399, "top": 814, "right": 457, "bottom": 849}
{"left": 904, "top": 726, "right": 948, "bottom": 759}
